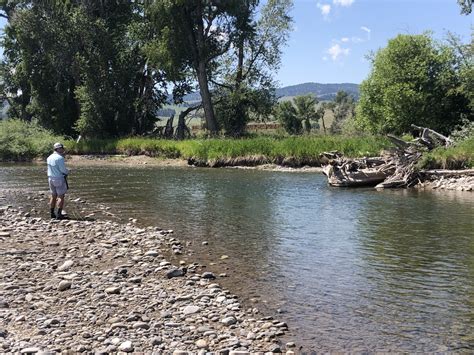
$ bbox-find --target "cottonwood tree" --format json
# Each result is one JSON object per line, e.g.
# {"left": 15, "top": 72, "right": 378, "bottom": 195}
{"left": 0, "top": 0, "right": 166, "bottom": 136}
{"left": 275, "top": 95, "right": 320, "bottom": 135}
{"left": 146, "top": 0, "right": 292, "bottom": 137}
{"left": 327, "top": 91, "right": 355, "bottom": 134}
{"left": 214, "top": 0, "right": 293, "bottom": 136}
{"left": 293, "top": 95, "right": 320, "bottom": 133}
{"left": 356, "top": 33, "right": 470, "bottom": 135}
{"left": 145, "top": 0, "right": 253, "bottom": 134}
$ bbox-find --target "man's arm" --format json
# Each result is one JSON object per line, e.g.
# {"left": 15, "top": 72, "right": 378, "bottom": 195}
{"left": 57, "top": 157, "right": 69, "bottom": 176}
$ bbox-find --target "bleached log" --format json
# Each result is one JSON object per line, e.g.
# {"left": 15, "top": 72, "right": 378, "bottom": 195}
{"left": 411, "top": 124, "right": 453, "bottom": 147}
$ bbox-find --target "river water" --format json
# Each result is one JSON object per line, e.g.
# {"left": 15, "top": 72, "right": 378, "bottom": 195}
{"left": 1, "top": 164, "right": 473, "bottom": 352}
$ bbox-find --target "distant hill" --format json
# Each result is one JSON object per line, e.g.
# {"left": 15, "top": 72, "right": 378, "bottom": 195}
{"left": 276, "top": 82, "right": 359, "bottom": 101}
{"left": 182, "top": 82, "right": 359, "bottom": 102}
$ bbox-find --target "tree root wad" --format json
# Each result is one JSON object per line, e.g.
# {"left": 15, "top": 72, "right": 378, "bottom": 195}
{"left": 321, "top": 125, "right": 468, "bottom": 189}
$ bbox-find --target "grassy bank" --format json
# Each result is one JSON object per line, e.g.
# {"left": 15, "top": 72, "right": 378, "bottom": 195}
{"left": 419, "top": 136, "right": 474, "bottom": 169}
{"left": 1, "top": 119, "right": 472, "bottom": 168}
{"left": 65, "top": 136, "right": 389, "bottom": 167}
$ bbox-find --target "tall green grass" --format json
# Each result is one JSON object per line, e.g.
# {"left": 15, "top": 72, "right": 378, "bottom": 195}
{"left": 66, "top": 135, "right": 389, "bottom": 163}
{"left": 0, "top": 119, "right": 64, "bottom": 161}
{"left": 4, "top": 122, "right": 471, "bottom": 169}
{"left": 418, "top": 136, "right": 474, "bottom": 169}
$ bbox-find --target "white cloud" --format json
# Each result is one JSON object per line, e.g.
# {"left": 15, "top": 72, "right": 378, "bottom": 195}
{"left": 327, "top": 44, "right": 350, "bottom": 61}
{"left": 317, "top": 3, "right": 331, "bottom": 17}
{"left": 333, "top": 0, "right": 354, "bottom": 7}
{"left": 361, "top": 26, "right": 371, "bottom": 40}
{"left": 323, "top": 56, "right": 329, "bottom": 61}
{"left": 341, "top": 37, "right": 350, "bottom": 42}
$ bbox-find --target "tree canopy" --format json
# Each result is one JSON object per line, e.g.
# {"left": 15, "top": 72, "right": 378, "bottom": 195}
{"left": 275, "top": 95, "right": 321, "bottom": 135}
{"left": 457, "top": 0, "right": 472, "bottom": 14}
{"left": 356, "top": 33, "right": 472, "bottom": 135}
{"left": 0, "top": 0, "right": 166, "bottom": 137}
{"left": 0, "top": 0, "right": 293, "bottom": 137}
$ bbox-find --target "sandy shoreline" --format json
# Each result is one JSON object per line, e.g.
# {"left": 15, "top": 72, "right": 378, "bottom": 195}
{"left": 0, "top": 204, "right": 295, "bottom": 354}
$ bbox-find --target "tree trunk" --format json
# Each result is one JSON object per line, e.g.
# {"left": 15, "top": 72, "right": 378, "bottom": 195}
{"left": 164, "top": 114, "right": 174, "bottom": 138}
{"left": 175, "top": 104, "right": 200, "bottom": 140}
{"left": 196, "top": 60, "right": 218, "bottom": 134}
{"left": 193, "top": 7, "right": 218, "bottom": 135}
{"left": 236, "top": 40, "right": 244, "bottom": 88}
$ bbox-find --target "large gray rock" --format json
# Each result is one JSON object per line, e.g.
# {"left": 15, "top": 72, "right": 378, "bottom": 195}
{"left": 166, "top": 268, "right": 185, "bottom": 279}
{"left": 57, "top": 281, "right": 72, "bottom": 291}
{"left": 57, "top": 260, "right": 74, "bottom": 271}
{"left": 221, "top": 316, "right": 237, "bottom": 326}
{"left": 104, "top": 286, "right": 121, "bottom": 294}
{"left": 183, "top": 305, "right": 201, "bottom": 315}
{"left": 118, "top": 340, "right": 133, "bottom": 352}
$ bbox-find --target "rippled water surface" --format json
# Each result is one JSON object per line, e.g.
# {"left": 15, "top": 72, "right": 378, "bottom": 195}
{"left": 1, "top": 164, "right": 473, "bottom": 352}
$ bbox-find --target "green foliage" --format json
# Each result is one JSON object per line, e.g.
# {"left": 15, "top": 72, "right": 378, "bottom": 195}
{"left": 215, "top": 85, "right": 276, "bottom": 136}
{"left": 356, "top": 33, "right": 471, "bottom": 135}
{"left": 275, "top": 100, "right": 301, "bottom": 135}
{"left": 0, "top": 119, "right": 63, "bottom": 160}
{"left": 326, "top": 90, "right": 356, "bottom": 134}
{"left": 457, "top": 0, "right": 473, "bottom": 14}
{"left": 447, "top": 32, "right": 474, "bottom": 115}
{"left": 1, "top": 1, "right": 292, "bottom": 138}
{"left": 418, "top": 136, "right": 474, "bottom": 169}
{"left": 1, "top": 1, "right": 166, "bottom": 137}
{"left": 274, "top": 95, "right": 321, "bottom": 135}
{"left": 450, "top": 118, "right": 474, "bottom": 143}
{"left": 293, "top": 95, "right": 320, "bottom": 133}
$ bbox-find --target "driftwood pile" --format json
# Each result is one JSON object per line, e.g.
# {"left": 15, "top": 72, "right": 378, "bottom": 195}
{"left": 321, "top": 125, "right": 461, "bottom": 189}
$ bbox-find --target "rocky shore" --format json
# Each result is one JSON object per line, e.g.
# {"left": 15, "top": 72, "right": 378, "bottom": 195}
{"left": 0, "top": 206, "right": 294, "bottom": 354}
{"left": 417, "top": 174, "right": 474, "bottom": 191}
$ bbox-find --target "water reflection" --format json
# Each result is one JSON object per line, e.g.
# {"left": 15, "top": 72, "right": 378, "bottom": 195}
{"left": 357, "top": 189, "right": 474, "bottom": 351}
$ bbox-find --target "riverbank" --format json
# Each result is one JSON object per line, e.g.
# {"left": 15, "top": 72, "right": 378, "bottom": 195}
{"left": 0, "top": 204, "right": 294, "bottom": 353}
{"left": 62, "top": 155, "right": 324, "bottom": 173}
{"left": 65, "top": 155, "right": 474, "bottom": 190}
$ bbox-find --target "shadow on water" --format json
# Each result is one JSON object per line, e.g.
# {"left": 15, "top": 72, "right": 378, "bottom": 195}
{"left": 1, "top": 164, "right": 473, "bottom": 352}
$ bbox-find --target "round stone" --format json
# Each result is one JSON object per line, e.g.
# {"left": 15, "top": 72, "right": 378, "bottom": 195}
{"left": 57, "top": 281, "right": 72, "bottom": 291}
{"left": 196, "top": 339, "right": 208, "bottom": 349}
{"left": 118, "top": 341, "right": 133, "bottom": 353}
{"left": 183, "top": 305, "right": 201, "bottom": 315}
{"left": 104, "top": 286, "right": 121, "bottom": 294}
{"left": 58, "top": 260, "right": 74, "bottom": 271}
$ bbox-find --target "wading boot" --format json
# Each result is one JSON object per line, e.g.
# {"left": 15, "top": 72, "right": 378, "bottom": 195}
{"left": 56, "top": 208, "right": 65, "bottom": 220}
{"left": 50, "top": 208, "right": 56, "bottom": 219}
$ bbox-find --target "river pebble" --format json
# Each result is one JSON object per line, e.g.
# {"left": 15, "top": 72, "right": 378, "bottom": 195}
{"left": 0, "top": 205, "right": 293, "bottom": 352}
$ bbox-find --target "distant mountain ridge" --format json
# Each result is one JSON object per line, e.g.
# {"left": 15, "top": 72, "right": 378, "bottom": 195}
{"left": 276, "top": 82, "right": 359, "bottom": 101}
{"left": 182, "top": 82, "right": 359, "bottom": 102}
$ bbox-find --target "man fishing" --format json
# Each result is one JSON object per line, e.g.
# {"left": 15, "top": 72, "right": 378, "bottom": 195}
{"left": 47, "top": 142, "right": 69, "bottom": 219}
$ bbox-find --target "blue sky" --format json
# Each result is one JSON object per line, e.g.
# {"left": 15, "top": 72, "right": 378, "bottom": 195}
{"left": 277, "top": 0, "right": 473, "bottom": 86}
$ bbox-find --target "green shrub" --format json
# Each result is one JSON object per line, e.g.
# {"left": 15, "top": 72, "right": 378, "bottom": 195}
{"left": 0, "top": 119, "right": 63, "bottom": 161}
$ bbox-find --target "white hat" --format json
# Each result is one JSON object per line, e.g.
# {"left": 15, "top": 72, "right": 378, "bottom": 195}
{"left": 53, "top": 142, "right": 64, "bottom": 150}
